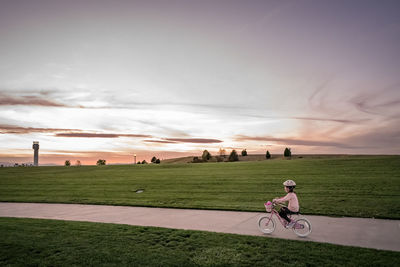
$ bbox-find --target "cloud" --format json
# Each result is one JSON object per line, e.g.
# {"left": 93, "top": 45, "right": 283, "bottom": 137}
{"left": 0, "top": 124, "right": 81, "bottom": 134}
{"left": 0, "top": 92, "right": 69, "bottom": 107}
{"left": 0, "top": 125, "right": 151, "bottom": 139}
{"left": 137, "top": 120, "right": 191, "bottom": 138}
{"left": 0, "top": 90, "right": 259, "bottom": 115}
{"left": 351, "top": 96, "right": 400, "bottom": 116}
{"left": 348, "top": 83, "right": 400, "bottom": 116}
{"left": 291, "top": 116, "right": 369, "bottom": 124}
{"left": 228, "top": 110, "right": 369, "bottom": 124}
{"left": 307, "top": 79, "right": 334, "bottom": 112}
{"left": 56, "top": 133, "right": 151, "bottom": 138}
{"left": 234, "top": 135, "right": 357, "bottom": 149}
{"left": 165, "top": 138, "right": 223, "bottom": 144}
{"left": 144, "top": 140, "right": 177, "bottom": 144}
{"left": 144, "top": 138, "right": 223, "bottom": 144}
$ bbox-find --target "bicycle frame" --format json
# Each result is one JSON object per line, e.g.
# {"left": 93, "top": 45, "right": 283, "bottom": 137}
{"left": 264, "top": 204, "right": 292, "bottom": 227}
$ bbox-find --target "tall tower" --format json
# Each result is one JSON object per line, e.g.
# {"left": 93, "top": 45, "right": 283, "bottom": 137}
{"left": 32, "top": 141, "right": 39, "bottom": 166}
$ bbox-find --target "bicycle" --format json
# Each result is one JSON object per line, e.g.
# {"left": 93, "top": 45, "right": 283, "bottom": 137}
{"left": 258, "top": 201, "right": 312, "bottom": 237}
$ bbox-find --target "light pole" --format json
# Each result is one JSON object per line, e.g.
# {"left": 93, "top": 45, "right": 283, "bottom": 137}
{"left": 134, "top": 154, "right": 136, "bottom": 164}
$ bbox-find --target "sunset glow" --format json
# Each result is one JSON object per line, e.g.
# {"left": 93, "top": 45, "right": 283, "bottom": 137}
{"left": 1, "top": 0, "right": 399, "bottom": 165}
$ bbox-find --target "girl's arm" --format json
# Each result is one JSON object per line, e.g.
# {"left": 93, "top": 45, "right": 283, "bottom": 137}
{"left": 273, "top": 193, "right": 291, "bottom": 203}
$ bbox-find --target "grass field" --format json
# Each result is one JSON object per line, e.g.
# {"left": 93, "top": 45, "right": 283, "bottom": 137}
{"left": 0, "top": 155, "right": 399, "bottom": 218}
{"left": 0, "top": 217, "right": 398, "bottom": 266}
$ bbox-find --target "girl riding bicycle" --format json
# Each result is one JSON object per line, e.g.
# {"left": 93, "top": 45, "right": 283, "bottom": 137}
{"left": 273, "top": 179, "right": 299, "bottom": 228}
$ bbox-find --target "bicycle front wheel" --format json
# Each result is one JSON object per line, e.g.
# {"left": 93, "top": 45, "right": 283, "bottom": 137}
{"left": 258, "top": 216, "right": 275, "bottom": 234}
{"left": 292, "top": 218, "right": 312, "bottom": 237}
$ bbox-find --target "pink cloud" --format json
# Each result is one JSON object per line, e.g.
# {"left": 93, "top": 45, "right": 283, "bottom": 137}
{"left": 165, "top": 138, "right": 223, "bottom": 144}
{"left": 56, "top": 133, "right": 152, "bottom": 138}
{"left": 0, "top": 92, "right": 67, "bottom": 107}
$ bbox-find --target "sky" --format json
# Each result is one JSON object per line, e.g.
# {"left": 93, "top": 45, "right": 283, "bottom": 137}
{"left": 0, "top": 0, "right": 399, "bottom": 165}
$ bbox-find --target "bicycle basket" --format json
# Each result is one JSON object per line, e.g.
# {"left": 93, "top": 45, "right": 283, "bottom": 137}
{"left": 264, "top": 201, "right": 273, "bottom": 212}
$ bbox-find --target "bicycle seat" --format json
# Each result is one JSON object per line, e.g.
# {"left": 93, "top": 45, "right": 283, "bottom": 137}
{"left": 291, "top": 210, "right": 300, "bottom": 215}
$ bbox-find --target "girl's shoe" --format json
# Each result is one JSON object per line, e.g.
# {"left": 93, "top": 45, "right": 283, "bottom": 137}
{"left": 286, "top": 221, "right": 295, "bottom": 229}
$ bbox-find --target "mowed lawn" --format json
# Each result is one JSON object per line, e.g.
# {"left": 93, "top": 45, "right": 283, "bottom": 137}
{"left": 0, "top": 217, "right": 398, "bottom": 266}
{"left": 0, "top": 155, "right": 399, "bottom": 218}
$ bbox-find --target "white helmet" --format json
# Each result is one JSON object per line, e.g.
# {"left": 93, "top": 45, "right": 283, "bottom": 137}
{"left": 283, "top": 180, "right": 296, "bottom": 187}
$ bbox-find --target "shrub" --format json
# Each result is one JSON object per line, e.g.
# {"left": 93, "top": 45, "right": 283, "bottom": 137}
{"left": 284, "top": 147, "right": 291, "bottom": 158}
{"left": 228, "top": 150, "right": 239, "bottom": 162}
{"left": 65, "top": 160, "right": 71, "bottom": 166}
{"left": 241, "top": 149, "right": 247, "bottom": 156}
{"left": 96, "top": 159, "right": 106, "bottom": 165}
{"left": 202, "top": 150, "right": 212, "bottom": 162}
{"left": 141, "top": 160, "right": 147, "bottom": 164}
{"left": 266, "top": 151, "right": 271, "bottom": 159}
{"left": 151, "top": 156, "right": 157, "bottom": 163}
{"left": 155, "top": 159, "right": 161, "bottom": 164}
{"left": 75, "top": 160, "right": 81, "bottom": 166}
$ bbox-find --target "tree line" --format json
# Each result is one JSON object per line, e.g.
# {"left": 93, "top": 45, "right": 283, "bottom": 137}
{"left": 192, "top": 147, "right": 292, "bottom": 163}
{"left": 64, "top": 147, "right": 292, "bottom": 166}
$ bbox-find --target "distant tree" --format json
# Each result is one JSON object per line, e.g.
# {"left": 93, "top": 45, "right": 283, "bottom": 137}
{"left": 137, "top": 161, "right": 141, "bottom": 165}
{"left": 141, "top": 160, "right": 147, "bottom": 164}
{"left": 75, "top": 160, "right": 81, "bottom": 166}
{"left": 202, "top": 150, "right": 212, "bottom": 161}
{"left": 219, "top": 148, "right": 226, "bottom": 158}
{"left": 241, "top": 149, "right": 247, "bottom": 156}
{"left": 14, "top": 163, "right": 18, "bottom": 167}
{"left": 266, "top": 150, "right": 271, "bottom": 159}
{"left": 155, "top": 158, "right": 161, "bottom": 164}
{"left": 228, "top": 150, "right": 239, "bottom": 162}
{"left": 0, "top": 165, "right": 3, "bottom": 168}
{"left": 151, "top": 156, "right": 157, "bottom": 163}
{"left": 65, "top": 160, "right": 71, "bottom": 166}
{"left": 284, "top": 147, "right": 291, "bottom": 158}
{"left": 97, "top": 159, "right": 106, "bottom": 165}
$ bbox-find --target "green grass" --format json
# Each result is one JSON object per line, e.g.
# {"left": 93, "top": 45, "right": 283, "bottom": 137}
{"left": 0, "top": 155, "right": 399, "bottom": 218}
{"left": 0, "top": 217, "right": 398, "bottom": 266}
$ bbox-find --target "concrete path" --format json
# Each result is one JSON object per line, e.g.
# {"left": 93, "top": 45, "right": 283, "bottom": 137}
{"left": 0, "top": 203, "right": 399, "bottom": 252}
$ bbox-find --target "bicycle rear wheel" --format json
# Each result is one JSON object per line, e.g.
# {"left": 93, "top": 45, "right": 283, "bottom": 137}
{"left": 258, "top": 216, "right": 275, "bottom": 234}
{"left": 292, "top": 218, "right": 312, "bottom": 237}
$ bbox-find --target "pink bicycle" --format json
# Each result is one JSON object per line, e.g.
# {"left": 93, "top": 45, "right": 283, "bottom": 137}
{"left": 258, "top": 201, "right": 312, "bottom": 237}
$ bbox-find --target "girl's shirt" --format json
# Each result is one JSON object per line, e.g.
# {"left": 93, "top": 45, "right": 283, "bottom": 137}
{"left": 275, "top": 192, "right": 299, "bottom": 212}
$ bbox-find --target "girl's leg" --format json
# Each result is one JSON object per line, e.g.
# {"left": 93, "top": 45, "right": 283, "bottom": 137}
{"left": 279, "top": 207, "right": 291, "bottom": 223}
